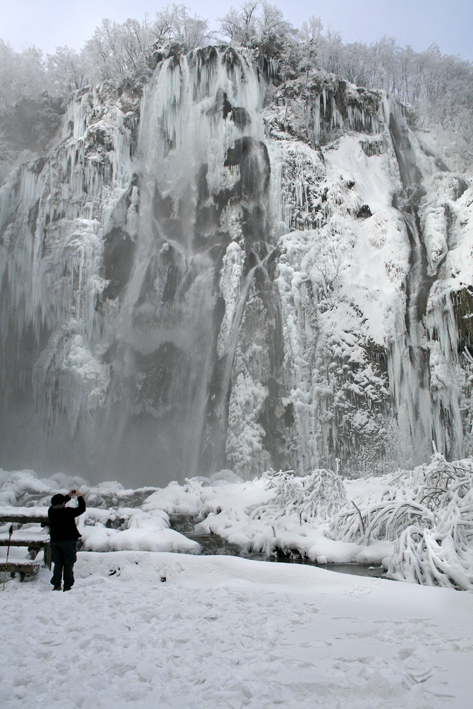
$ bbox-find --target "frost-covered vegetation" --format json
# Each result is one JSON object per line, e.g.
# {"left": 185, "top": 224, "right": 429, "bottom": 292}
{"left": 329, "top": 452, "right": 473, "bottom": 590}
{"left": 2, "top": 455, "right": 473, "bottom": 590}
{"left": 1, "top": 1, "right": 472, "bottom": 180}
{"left": 252, "top": 468, "right": 347, "bottom": 522}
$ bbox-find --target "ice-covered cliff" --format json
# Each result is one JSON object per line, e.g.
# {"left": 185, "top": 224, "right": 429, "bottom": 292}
{"left": 1, "top": 46, "right": 472, "bottom": 484}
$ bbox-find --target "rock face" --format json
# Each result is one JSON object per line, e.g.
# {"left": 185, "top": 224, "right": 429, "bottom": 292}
{"left": 1, "top": 46, "right": 472, "bottom": 484}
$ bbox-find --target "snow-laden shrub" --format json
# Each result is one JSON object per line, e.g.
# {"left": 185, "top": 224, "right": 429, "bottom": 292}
{"left": 387, "top": 494, "right": 473, "bottom": 590}
{"left": 330, "top": 453, "right": 473, "bottom": 589}
{"left": 250, "top": 468, "right": 347, "bottom": 523}
{"left": 386, "top": 455, "right": 473, "bottom": 590}
{"left": 411, "top": 454, "right": 473, "bottom": 509}
{"left": 329, "top": 498, "right": 435, "bottom": 544}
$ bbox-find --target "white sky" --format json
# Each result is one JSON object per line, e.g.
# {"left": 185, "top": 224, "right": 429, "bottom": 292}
{"left": 1, "top": 0, "right": 472, "bottom": 61}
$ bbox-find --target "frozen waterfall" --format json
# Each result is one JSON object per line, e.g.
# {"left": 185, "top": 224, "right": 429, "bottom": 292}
{"left": 0, "top": 46, "right": 472, "bottom": 484}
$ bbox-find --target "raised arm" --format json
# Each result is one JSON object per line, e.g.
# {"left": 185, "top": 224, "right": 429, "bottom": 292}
{"left": 69, "top": 490, "right": 86, "bottom": 516}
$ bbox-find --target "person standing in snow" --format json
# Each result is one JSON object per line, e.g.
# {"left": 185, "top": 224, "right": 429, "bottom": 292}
{"left": 48, "top": 489, "right": 86, "bottom": 591}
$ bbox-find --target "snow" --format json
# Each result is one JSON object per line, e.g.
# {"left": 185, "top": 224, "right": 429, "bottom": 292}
{"left": 145, "top": 475, "right": 392, "bottom": 567}
{"left": 2, "top": 464, "right": 473, "bottom": 705}
{"left": 2, "top": 551, "right": 473, "bottom": 708}
{"left": 323, "top": 133, "right": 409, "bottom": 346}
{"left": 80, "top": 507, "right": 200, "bottom": 555}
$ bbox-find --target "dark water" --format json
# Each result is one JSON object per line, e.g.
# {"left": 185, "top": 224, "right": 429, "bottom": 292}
{"left": 173, "top": 521, "right": 389, "bottom": 580}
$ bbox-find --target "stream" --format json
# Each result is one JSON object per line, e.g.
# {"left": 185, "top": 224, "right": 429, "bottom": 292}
{"left": 171, "top": 517, "right": 389, "bottom": 580}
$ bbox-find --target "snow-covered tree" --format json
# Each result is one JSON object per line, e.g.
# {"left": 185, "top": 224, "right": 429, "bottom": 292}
{"left": 219, "top": 1, "right": 294, "bottom": 52}
{"left": 299, "top": 16, "right": 323, "bottom": 45}
{"left": 219, "top": 1, "right": 260, "bottom": 46}
{"left": 258, "top": 2, "right": 294, "bottom": 44}
{"left": 83, "top": 18, "right": 154, "bottom": 83}
{"left": 46, "top": 46, "right": 86, "bottom": 95}
{"left": 159, "top": 4, "right": 211, "bottom": 51}
{"left": 83, "top": 7, "right": 211, "bottom": 84}
{"left": 0, "top": 40, "right": 45, "bottom": 108}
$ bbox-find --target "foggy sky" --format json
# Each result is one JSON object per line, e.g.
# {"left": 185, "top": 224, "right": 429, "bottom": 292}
{"left": 1, "top": 0, "right": 472, "bottom": 61}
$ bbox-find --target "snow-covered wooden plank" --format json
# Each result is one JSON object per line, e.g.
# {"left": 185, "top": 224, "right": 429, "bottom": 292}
{"left": 0, "top": 535, "right": 49, "bottom": 547}
{"left": 0, "top": 559, "right": 41, "bottom": 575}
{"left": 0, "top": 507, "right": 49, "bottom": 524}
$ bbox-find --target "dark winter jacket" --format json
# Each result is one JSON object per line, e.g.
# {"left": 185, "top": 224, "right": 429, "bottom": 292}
{"left": 48, "top": 495, "right": 86, "bottom": 542}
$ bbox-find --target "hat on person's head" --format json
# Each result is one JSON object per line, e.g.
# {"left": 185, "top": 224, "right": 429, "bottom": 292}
{"left": 51, "top": 494, "right": 66, "bottom": 508}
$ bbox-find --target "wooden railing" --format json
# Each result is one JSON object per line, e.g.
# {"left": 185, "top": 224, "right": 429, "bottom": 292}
{"left": 0, "top": 508, "right": 50, "bottom": 580}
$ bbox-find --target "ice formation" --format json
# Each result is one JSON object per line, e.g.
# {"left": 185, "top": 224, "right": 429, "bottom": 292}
{"left": 0, "top": 46, "right": 472, "bottom": 484}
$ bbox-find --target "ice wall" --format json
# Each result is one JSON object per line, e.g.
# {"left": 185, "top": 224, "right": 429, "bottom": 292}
{"left": 0, "top": 48, "right": 285, "bottom": 483}
{"left": 0, "top": 82, "right": 138, "bottom": 476}
{"left": 386, "top": 106, "right": 470, "bottom": 466}
{"left": 1, "top": 47, "right": 472, "bottom": 483}
{"left": 265, "top": 78, "right": 473, "bottom": 473}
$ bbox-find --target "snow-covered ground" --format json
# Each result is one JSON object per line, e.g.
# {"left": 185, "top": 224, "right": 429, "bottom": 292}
{"left": 2, "top": 463, "right": 473, "bottom": 707}
{"left": 2, "top": 552, "right": 473, "bottom": 709}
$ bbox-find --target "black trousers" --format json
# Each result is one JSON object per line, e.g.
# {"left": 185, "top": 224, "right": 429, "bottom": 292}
{"left": 50, "top": 540, "right": 77, "bottom": 589}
